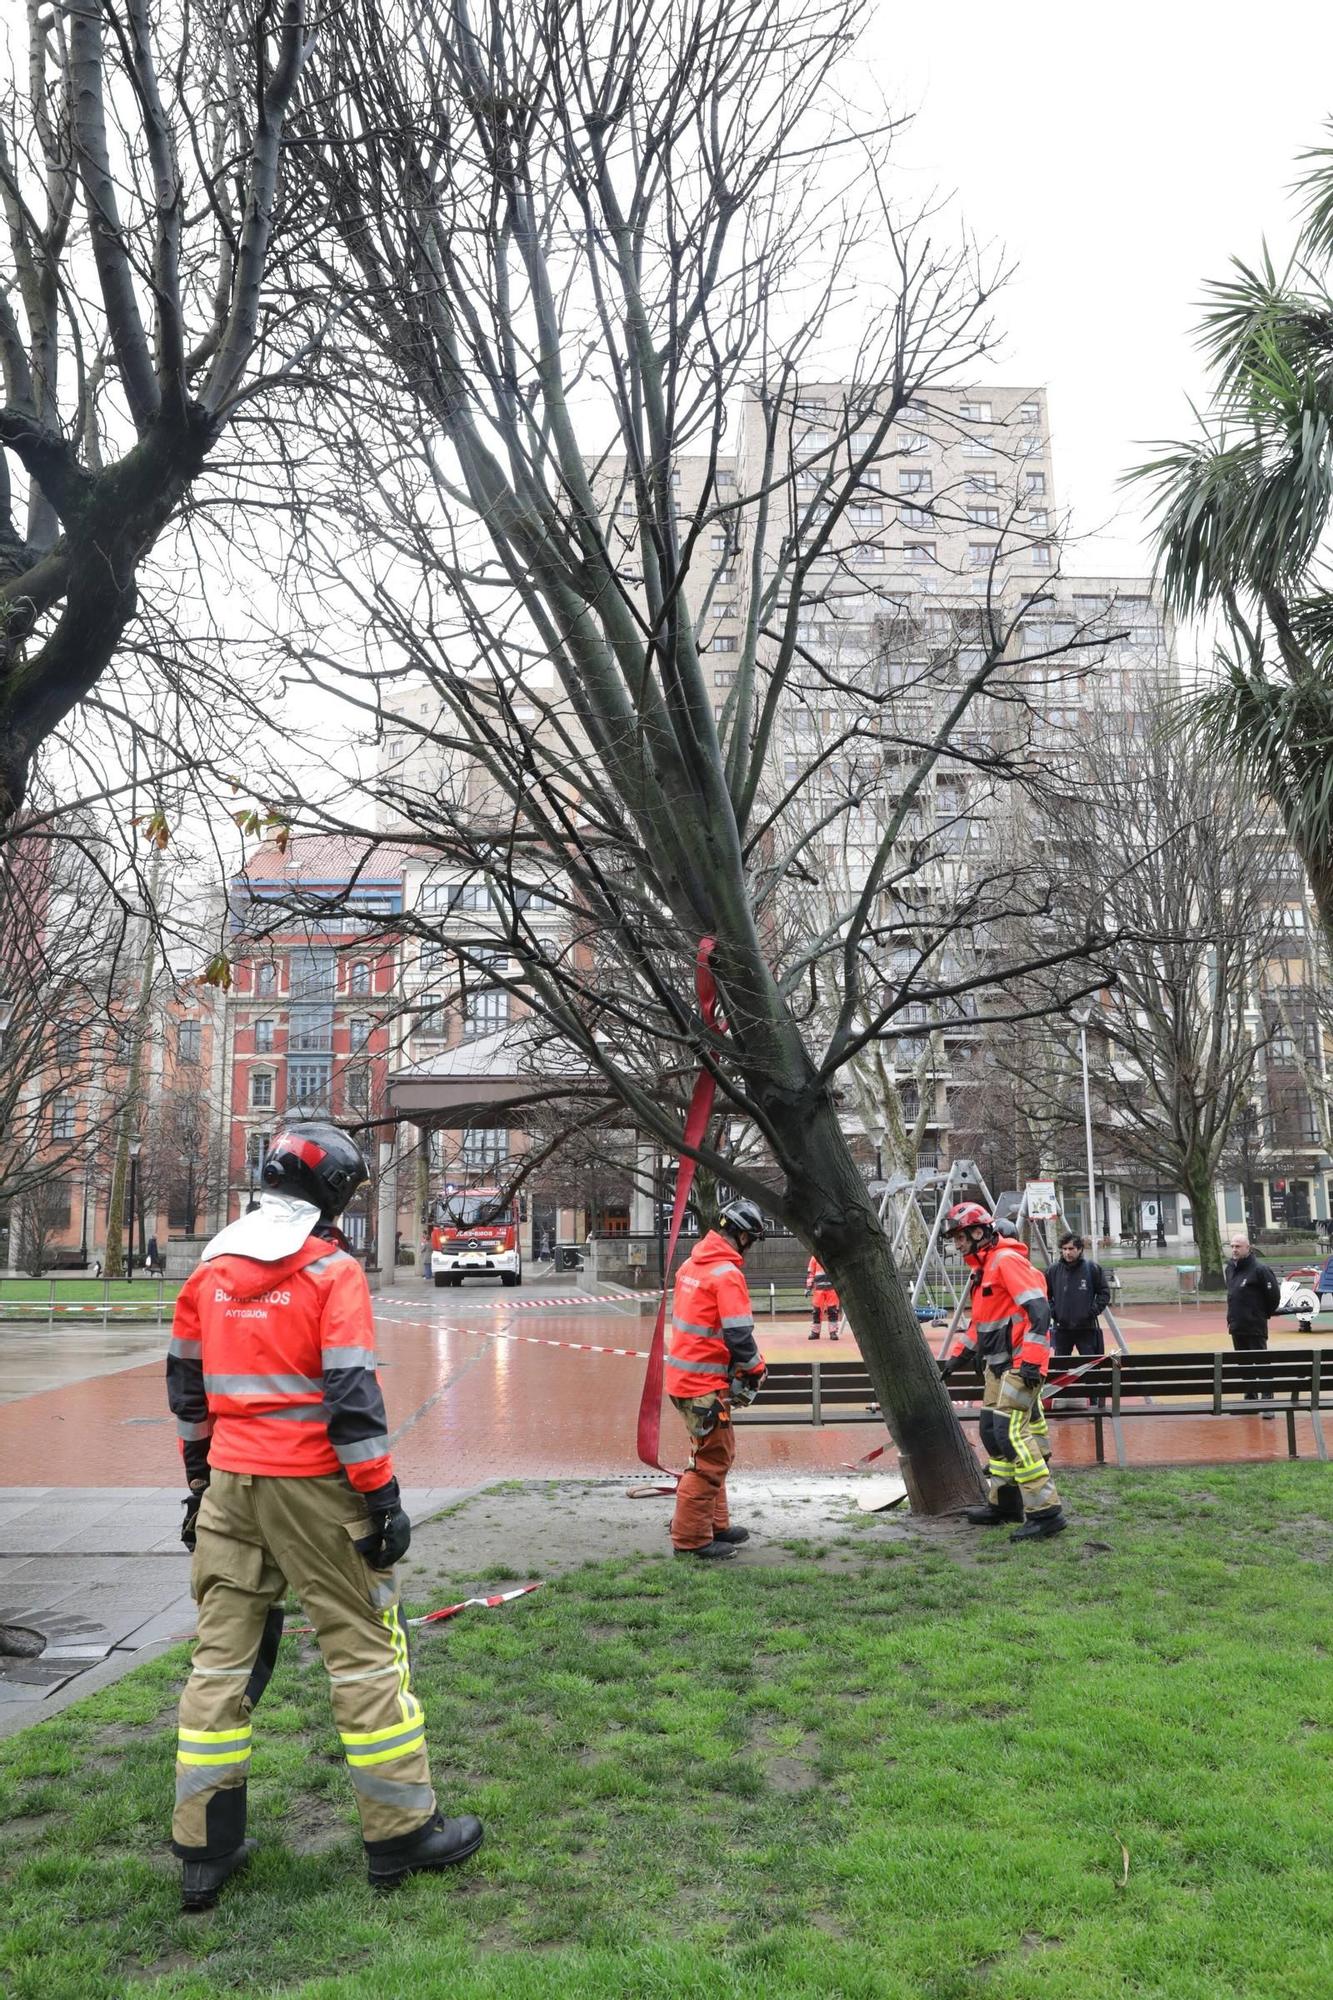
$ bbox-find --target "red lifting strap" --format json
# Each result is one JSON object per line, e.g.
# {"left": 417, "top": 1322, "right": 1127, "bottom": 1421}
{"left": 632, "top": 937, "right": 722, "bottom": 1489}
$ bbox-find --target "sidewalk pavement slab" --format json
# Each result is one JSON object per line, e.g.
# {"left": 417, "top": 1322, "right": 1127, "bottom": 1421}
{"left": 0, "top": 1484, "right": 481, "bottom": 1738}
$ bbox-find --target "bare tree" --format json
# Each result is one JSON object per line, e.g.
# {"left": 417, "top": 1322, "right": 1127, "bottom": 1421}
{"left": 1016, "top": 693, "right": 1284, "bottom": 1288}
{"left": 255, "top": 0, "right": 1131, "bottom": 1511}
{"left": 0, "top": 0, "right": 315, "bottom": 829}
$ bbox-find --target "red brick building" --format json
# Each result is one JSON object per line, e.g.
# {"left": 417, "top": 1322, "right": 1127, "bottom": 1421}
{"left": 220, "top": 837, "right": 411, "bottom": 1254}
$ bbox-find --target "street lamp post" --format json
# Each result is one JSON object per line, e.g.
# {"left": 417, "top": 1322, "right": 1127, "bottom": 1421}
{"left": 126, "top": 1138, "right": 142, "bottom": 1280}
{"left": 1072, "top": 1003, "right": 1099, "bottom": 1259}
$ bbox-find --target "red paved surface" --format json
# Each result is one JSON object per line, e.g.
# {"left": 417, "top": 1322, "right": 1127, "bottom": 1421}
{"left": 0, "top": 1293, "right": 1327, "bottom": 1487}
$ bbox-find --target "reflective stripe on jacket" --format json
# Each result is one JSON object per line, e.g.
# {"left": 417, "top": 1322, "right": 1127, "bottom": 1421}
{"left": 166, "top": 1233, "right": 393, "bottom": 1491}
{"left": 667, "top": 1230, "right": 765, "bottom": 1396}
{"left": 947, "top": 1235, "right": 1052, "bottom": 1374}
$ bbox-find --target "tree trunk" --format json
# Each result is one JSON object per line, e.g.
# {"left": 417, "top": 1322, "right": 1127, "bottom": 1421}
{"left": 1183, "top": 1156, "right": 1225, "bottom": 1291}
{"left": 770, "top": 1092, "right": 986, "bottom": 1514}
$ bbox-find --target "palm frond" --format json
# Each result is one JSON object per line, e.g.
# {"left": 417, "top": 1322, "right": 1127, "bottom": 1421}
{"left": 1295, "top": 123, "right": 1333, "bottom": 262}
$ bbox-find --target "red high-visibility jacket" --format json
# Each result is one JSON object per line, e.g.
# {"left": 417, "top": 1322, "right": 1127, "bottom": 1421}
{"left": 946, "top": 1234, "right": 1052, "bottom": 1375}
{"left": 166, "top": 1234, "right": 393, "bottom": 1492}
{"left": 806, "top": 1256, "right": 837, "bottom": 1301}
{"left": 667, "top": 1230, "right": 765, "bottom": 1397}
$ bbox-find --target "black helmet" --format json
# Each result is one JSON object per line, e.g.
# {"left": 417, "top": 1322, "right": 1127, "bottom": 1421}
{"left": 718, "top": 1197, "right": 767, "bottom": 1244}
{"left": 261, "top": 1123, "right": 369, "bottom": 1219}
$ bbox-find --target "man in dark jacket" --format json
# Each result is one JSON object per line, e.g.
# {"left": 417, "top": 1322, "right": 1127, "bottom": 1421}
{"left": 1224, "top": 1233, "right": 1281, "bottom": 1405}
{"left": 1044, "top": 1232, "right": 1111, "bottom": 1357}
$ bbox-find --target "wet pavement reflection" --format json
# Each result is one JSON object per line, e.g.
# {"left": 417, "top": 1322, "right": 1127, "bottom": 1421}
{"left": 0, "top": 1282, "right": 1328, "bottom": 1488}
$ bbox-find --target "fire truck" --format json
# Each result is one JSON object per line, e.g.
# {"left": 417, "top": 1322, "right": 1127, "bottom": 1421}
{"left": 427, "top": 1184, "right": 523, "bottom": 1288}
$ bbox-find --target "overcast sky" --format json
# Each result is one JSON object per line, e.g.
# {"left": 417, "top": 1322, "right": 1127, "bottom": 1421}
{"left": 864, "top": 1, "right": 1333, "bottom": 578}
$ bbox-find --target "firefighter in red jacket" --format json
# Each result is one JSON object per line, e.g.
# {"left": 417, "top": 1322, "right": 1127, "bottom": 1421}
{"left": 166, "top": 1124, "right": 483, "bottom": 1911}
{"left": 667, "top": 1199, "right": 768, "bottom": 1560}
{"left": 805, "top": 1256, "right": 841, "bottom": 1340}
{"left": 938, "top": 1202, "right": 1066, "bottom": 1541}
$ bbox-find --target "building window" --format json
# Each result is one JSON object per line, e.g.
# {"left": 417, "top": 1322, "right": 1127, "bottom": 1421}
{"left": 710, "top": 633, "right": 739, "bottom": 652}
{"left": 290, "top": 947, "right": 336, "bottom": 1000}
{"left": 416, "top": 993, "right": 448, "bottom": 1040}
{"left": 906, "top": 543, "right": 936, "bottom": 566}
{"left": 716, "top": 469, "right": 736, "bottom": 488}
{"left": 900, "top": 431, "right": 928, "bottom": 455}
{"left": 246, "top": 1130, "right": 272, "bottom": 1176}
{"left": 254, "top": 1017, "right": 275, "bottom": 1054}
{"left": 287, "top": 1061, "right": 332, "bottom": 1109}
{"left": 177, "top": 1020, "right": 202, "bottom": 1065}
{"left": 54, "top": 1020, "right": 81, "bottom": 1069}
{"left": 51, "top": 1095, "right": 76, "bottom": 1141}
{"left": 345, "top": 1067, "right": 371, "bottom": 1113}
{"left": 899, "top": 469, "right": 931, "bottom": 493}
{"left": 1031, "top": 543, "right": 1053, "bottom": 568}
{"left": 619, "top": 499, "right": 635, "bottom": 517}
{"left": 1028, "top": 509, "right": 1049, "bottom": 531}
{"left": 967, "top": 472, "right": 997, "bottom": 493}
{"left": 464, "top": 988, "right": 510, "bottom": 1040}
{"left": 967, "top": 505, "right": 1001, "bottom": 528}
{"left": 257, "top": 963, "right": 278, "bottom": 997}
{"left": 849, "top": 503, "right": 883, "bottom": 525}
{"left": 900, "top": 504, "right": 932, "bottom": 528}
{"left": 967, "top": 543, "right": 995, "bottom": 568}
{"left": 1020, "top": 438, "right": 1043, "bottom": 457}
{"left": 716, "top": 566, "right": 736, "bottom": 585}
{"left": 714, "top": 669, "right": 737, "bottom": 687}
{"left": 854, "top": 542, "right": 885, "bottom": 563}
{"left": 450, "top": 884, "right": 493, "bottom": 913}
{"left": 709, "top": 532, "right": 730, "bottom": 552}
{"left": 1024, "top": 471, "right": 1046, "bottom": 496}
{"left": 794, "top": 466, "right": 820, "bottom": 488}
{"left": 350, "top": 961, "right": 371, "bottom": 995}
{"left": 349, "top": 1016, "right": 372, "bottom": 1051}
{"left": 289, "top": 1004, "right": 332, "bottom": 1054}
{"left": 1018, "top": 401, "right": 1040, "bottom": 425}
{"left": 251, "top": 1070, "right": 274, "bottom": 1110}
{"left": 461, "top": 1127, "right": 509, "bottom": 1169}
{"left": 961, "top": 438, "right": 992, "bottom": 457}
{"left": 959, "top": 400, "right": 992, "bottom": 423}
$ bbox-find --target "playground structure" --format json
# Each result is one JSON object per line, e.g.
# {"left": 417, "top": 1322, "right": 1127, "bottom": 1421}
{"left": 876, "top": 1159, "right": 1131, "bottom": 1356}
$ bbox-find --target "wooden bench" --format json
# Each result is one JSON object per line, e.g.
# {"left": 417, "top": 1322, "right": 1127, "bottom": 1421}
{"left": 731, "top": 1350, "right": 1331, "bottom": 1467}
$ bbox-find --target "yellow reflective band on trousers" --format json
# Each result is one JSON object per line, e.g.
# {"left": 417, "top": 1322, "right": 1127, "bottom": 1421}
{"left": 177, "top": 1725, "right": 252, "bottom": 1766}
{"left": 1006, "top": 1407, "right": 1047, "bottom": 1479}
{"left": 340, "top": 1719, "right": 428, "bottom": 1766}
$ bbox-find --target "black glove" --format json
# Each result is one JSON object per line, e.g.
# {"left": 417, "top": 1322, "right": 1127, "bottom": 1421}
{"left": 937, "top": 1353, "right": 959, "bottom": 1382}
{"left": 1017, "top": 1361, "right": 1044, "bottom": 1390}
{"left": 180, "top": 1485, "right": 207, "bottom": 1553}
{"left": 354, "top": 1478, "right": 412, "bottom": 1570}
{"left": 731, "top": 1368, "right": 766, "bottom": 1408}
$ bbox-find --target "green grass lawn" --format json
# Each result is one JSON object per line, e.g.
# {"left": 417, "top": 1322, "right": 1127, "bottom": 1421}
{"left": 2, "top": 1465, "right": 1332, "bottom": 1998}
{"left": 0, "top": 1279, "right": 181, "bottom": 1309}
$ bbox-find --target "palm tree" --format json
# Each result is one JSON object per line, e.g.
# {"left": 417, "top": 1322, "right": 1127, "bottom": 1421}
{"left": 1131, "top": 133, "right": 1333, "bottom": 952}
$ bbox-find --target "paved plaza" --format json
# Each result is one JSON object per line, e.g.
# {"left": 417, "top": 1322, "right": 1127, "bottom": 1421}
{"left": 1, "top": 1273, "right": 1324, "bottom": 1729}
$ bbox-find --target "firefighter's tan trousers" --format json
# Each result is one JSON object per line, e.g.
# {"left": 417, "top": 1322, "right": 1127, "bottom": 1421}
{"left": 979, "top": 1369, "right": 1060, "bottom": 1516}
{"left": 172, "top": 1470, "right": 435, "bottom": 1859}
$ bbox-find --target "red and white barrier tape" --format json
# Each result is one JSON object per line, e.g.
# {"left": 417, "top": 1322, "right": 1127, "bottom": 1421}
{"left": 293, "top": 1581, "right": 542, "bottom": 1635}
{"left": 375, "top": 1308, "right": 648, "bottom": 1360}
{"left": 411, "top": 1581, "right": 542, "bottom": 1626}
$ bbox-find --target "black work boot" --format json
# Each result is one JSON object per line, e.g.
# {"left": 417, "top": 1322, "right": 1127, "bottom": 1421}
{"left": 673, "top": 1539, "right": 737, "bottom": 1560}
{"left": 180, "top": 1839, "right": 257, "bottom": 1913}
{"left": 964, "top": 1485, "right": 1024, "bottom": 1528}
{"left": 711, "top": 1525, "right": 750, "bottom": 1544}
{"left": 366, "top": 1812, "right": 485, "bottom": 1892}
{"left": 1010, "top": 1507, "right": 1067, "bottom": 1543}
